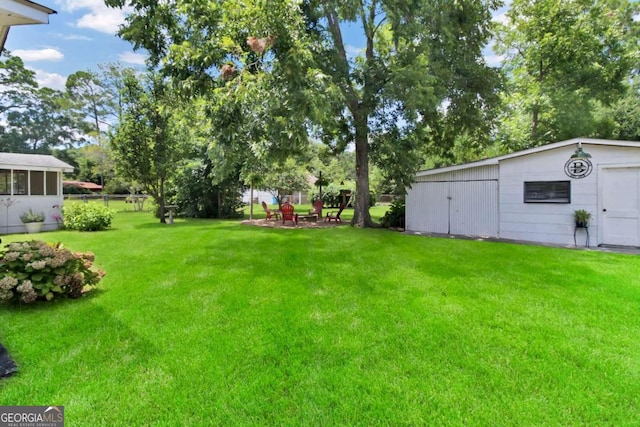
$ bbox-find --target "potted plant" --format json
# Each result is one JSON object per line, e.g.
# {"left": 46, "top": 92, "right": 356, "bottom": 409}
{"left": 573, "top": 209, "right": 592, "bottom": 228}
{"left": 20, "top": 209, "right": 45, "bottom": 233}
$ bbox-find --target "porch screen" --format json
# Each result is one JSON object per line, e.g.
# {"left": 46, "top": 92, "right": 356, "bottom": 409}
{"left": 0, "top": 170, "right": 9, "bottom": 195}
{"left": 31, "top": 171, "right": 45, "bottom": 195}
{"left": 524, "top": 181, "right": 570, "bottom": 203}
{"left": 12, "top": 170, "right": 27, "bottom": 195}
{"left": 46, "top": 172, "right": 58, "bottom": 195}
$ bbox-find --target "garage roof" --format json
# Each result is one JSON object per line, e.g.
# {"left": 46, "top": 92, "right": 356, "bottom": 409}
{"left": 416, "top": 138, "right": 640, "bottom": 177}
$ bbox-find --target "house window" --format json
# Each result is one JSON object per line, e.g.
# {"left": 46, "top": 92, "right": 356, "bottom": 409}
{"left": 46, "top": 172, "right": 59, "bottom": 196}
{"left": 13, "top": 170, "right": 28, "bottom": 195}
{"left": 524, "top": 181, "right": 571, "bottom": 203}
{"left": 30, "top": 171, "right": 45, "bottom": 195}
{"left": 0, "top": 170, "right": 9, "bottom": 195}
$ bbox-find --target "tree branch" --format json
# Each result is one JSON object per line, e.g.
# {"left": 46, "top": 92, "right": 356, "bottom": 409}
{"left": 324, "top": 8, "right": 360, "bottom": 115}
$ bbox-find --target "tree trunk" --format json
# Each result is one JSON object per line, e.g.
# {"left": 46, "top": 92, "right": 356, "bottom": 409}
{"left": 531, "top": 104, "right": 539, "bottom": 142}
{"left": 249, "top": 182, "right": 254, "bottom": 220}
{"left": 159, "top": 177, "right": 166, "bottom": 223}
{"left": 351, "top": 113, "right": 374, "bottom": 227}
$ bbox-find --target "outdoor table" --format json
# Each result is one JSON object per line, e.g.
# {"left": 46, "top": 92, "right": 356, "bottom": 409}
{"left": 296, "top": 214, "right": 317, "bottom": 222}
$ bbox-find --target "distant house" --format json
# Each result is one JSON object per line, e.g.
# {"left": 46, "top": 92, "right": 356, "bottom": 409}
{"left": 406, "top": 138, "right": 640, "bottom": 248}
{"left": 0, "top": 152, "right": 73, "bottom": 234}
{"left": 0, "top": 0, "right": 56, "bottom": 50}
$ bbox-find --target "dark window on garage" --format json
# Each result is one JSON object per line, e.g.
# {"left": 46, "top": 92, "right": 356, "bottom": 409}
{"left": 524, "top": 181, "right": 571, "bottom": 203}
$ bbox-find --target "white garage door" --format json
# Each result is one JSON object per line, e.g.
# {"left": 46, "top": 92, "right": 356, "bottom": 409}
{"left": 602, "top": 167, "right": 640, "bottom": 246}
{"left": 406, "top": 180, "right": 498, "bottom": 237}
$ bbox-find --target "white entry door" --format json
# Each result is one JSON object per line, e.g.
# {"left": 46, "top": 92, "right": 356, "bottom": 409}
{"left": 602, "top": 167, "right": 640, "bottom": 246}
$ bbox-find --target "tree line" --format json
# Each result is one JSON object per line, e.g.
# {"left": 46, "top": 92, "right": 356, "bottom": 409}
{"left": 1, "top": 0, "right": 638, "bottom": 226}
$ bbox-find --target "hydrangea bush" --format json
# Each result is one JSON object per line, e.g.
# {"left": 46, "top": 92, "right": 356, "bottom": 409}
{"left": 0, "top": 240, "right": 105, "bottom": 304}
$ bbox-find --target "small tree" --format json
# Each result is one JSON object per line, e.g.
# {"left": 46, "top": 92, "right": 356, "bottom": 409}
{"left": 174, "top": 157, "right": 244, "bottom": 219}
{"left": 110, "top": 70, "right": 187, "bottom": 223}
{"left": 260, "top": 159, "right": 310, "bottom": 208}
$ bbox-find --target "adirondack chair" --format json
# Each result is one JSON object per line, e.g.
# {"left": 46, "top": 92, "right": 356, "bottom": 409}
{"left": 281, "top": 202, "right": 297, "bottom": 225}
{"left": 262, "top": 201, "right": 280, "bottom": 220}
{"left": 324, "top": 203, "right": 345, "bottom": 223}
{"left": 308, "top": 200, "right": 323, "bottom": 219}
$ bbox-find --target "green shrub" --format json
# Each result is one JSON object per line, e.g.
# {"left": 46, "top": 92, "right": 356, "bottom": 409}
{"left": 0, "top": 240, "right": 104, "bottom": 304}
{"left": 62, "top": 203, "right": 115, "bottom": 231}
{"left": 380, "top": 198, "right": 405, "bottom": 228}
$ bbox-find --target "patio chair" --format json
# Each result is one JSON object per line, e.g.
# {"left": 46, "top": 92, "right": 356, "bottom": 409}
{"left": 308, "top": 200, "right": 323, "bottom": 219}
{"left": 281, "top": 202, "right": 297, "bottom": 225}
{"left": 262, "top": 201, "right": 280, "bottom": 221}
{"left": 324, "top": 203, "right": 345, "bottom": 223}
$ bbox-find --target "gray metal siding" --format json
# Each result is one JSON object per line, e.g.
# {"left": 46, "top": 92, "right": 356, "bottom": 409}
{"left": 406, "top": 180, "right": 499, "bottom": 237}
{"left": 407, "top": 181, "right": 450, "bottom": 233}
{"left": 415, "top": 165, "right": 499, "bottom": 182}
{"left": 450, "top": 181, "right": 499, "bottom": 236}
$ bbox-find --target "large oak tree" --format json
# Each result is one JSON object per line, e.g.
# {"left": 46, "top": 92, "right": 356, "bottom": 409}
{"left": 106, "top": 0, "right": 501, "bottom": 226}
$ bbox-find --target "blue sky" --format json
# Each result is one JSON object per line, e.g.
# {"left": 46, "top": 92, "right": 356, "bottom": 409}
{"left": 4, "top": 0, "right": 509, "bottom": 91}
{"left": 5, "top": 0, "right": 145, "bottom": 90}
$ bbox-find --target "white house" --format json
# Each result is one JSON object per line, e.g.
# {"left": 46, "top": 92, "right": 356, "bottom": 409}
{"left": 406, "top": 138, "right": 640, "bottom": 248}
{"left": 0, "top": 0, "right": 56, "bottom": 50}
{"left": 0, "top": 152, "right": 74, "bottom": 234}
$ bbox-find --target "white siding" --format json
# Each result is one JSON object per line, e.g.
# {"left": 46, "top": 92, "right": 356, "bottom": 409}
{"left": 499, "top": 144, "right": 640, "bottom": 247}
{"left": 499, "top": 145, "right": 592, "bottom": 245}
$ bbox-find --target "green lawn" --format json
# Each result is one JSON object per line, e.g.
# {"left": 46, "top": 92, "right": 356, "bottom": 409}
{"left": 1, "top": 209, "right": 639, "bottom": 425}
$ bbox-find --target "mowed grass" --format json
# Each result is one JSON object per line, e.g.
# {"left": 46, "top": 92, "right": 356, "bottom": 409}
{"left": 1, "top": 208, "right": 640, "bottom": 426}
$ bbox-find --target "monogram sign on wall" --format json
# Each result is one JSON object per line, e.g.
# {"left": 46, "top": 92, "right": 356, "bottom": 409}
{"left": 564, "top": 158, "right": 593, "bottom": 179}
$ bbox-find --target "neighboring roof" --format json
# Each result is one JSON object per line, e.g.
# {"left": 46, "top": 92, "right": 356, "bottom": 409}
{"left": 63, "top": 181, "right": 103, "bottom": 191}
{"left": 416, "top": 138, "right": 640, "bottom": 177}
{"left": 0, "top": 0, "right": 56, "bottom": 50}
{"left": 0, "top": 152, "right": 74, "bottom": 172}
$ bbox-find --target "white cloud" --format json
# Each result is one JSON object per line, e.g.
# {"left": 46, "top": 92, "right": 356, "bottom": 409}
{"left": 493, "top": 1, "right": 511, "bottom": 25}
{"left": 118, "top": 51, "right": 146, "bottom": 65}
{"left": 13, "top": 48, "right": 64, "bottom": 62}
{"left": 485, "top": 54, "right": 504, "bottom": 67}
{"left": 76, "top": 8, "right": 127, "bottom": 34}
{"left": 32, "top": 68, "right": 67, "bottom": 90}
{"left": 62, "top": 34, "right": 93, "bottom": 41}
{"left": 345, "top": 44, "right": 364, "bottom": 59}
{"left": 493, "top": 12, "right": 509, "bottom": 25}
{"left": 55, "top": 0, "right": 129, "bottom": 35}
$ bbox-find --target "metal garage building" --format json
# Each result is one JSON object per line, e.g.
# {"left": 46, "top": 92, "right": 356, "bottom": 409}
{"left": 406, "top": 138, "right": 640, "bottom": 248}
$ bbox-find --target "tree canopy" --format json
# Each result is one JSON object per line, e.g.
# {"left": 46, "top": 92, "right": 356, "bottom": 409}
{"left": 494, "top": 0, "right": 640, "bottom": 149}
{"left": 104, "top": 0, "right": 503, "bottom": 226}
